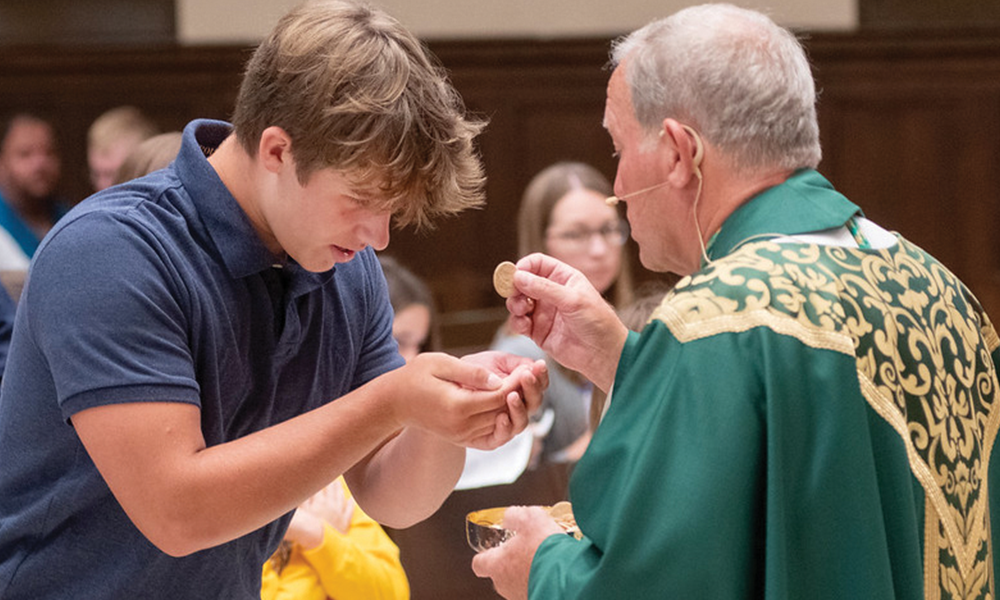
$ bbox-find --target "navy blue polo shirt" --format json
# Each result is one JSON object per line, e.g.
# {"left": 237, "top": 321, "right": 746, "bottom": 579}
{"left": 0, "top": 120, "right": 404, "bottom": 598}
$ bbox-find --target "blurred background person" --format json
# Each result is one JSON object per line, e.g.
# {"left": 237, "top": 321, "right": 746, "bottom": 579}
{"left": 487, "top": 161, "right": 634, "bottom": 469}
{"left": 87, "top": 105, "right": 159, "bottom": 192}
{"left": 0, "top": 282, "right": 15, "bottom": 381}
{"left": 0, "top": 112, "right": 67, "bottom": 268}
{"left": 114, "top": 131, "right": 183, "bottom": 186}
{"left": 379, "top": 254, "right": 439, "bottom": 362}
{"left": 261, "top": 477, "right": 410, "bottom": 600}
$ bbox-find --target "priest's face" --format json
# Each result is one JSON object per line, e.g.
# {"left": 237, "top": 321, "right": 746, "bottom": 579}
{"left": 603, "top": 62, "right": 700, "bottom": 276}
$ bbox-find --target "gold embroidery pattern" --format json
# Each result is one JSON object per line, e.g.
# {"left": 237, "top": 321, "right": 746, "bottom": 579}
{"left": 650, "top": 239, "right": 999, "bottom": 600}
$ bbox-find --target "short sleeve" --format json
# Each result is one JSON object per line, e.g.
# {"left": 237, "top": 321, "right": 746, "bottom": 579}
{"left": 23, "top": 209, "right": 200, "bottom": 420}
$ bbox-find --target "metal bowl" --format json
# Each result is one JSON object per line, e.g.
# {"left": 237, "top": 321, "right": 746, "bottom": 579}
{"left": 466, "top": 506, "right": 514, "bottom": 552}
{"left": 466, "top": 502, "right": 580, "bottom": 552}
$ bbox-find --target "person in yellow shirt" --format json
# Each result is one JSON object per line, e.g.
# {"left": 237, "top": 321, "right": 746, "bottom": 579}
{"left": 261, "top": 477, "right": 409, "bottom": 600}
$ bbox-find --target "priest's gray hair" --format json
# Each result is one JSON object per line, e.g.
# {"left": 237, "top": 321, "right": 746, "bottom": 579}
{"left": 610, "top": 3, "right": 822, "bottom": 174}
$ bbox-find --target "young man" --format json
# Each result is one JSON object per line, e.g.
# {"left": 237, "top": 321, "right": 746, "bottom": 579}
{"left": 0, "top": 1, "right": 545, "bottom": 597}
{"left": 473, "top": 4, "right": 1000, "bottom": 599}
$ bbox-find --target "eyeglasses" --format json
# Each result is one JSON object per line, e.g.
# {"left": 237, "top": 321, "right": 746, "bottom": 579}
{"left": 547, "top": 220, "right": 629, "bottom": 248}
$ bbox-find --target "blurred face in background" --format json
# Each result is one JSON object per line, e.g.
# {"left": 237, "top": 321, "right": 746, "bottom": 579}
{"left": 392, "top": 302, "right": 431, "bottom": 363}
{"left": 544, "top": 187, "right": 626, "bottom": 294}
{"left": 89, "top": 135, "right": 143, "bottom": 192}
{"left": 0, "top": 117, "right": 61, "bottom": 203}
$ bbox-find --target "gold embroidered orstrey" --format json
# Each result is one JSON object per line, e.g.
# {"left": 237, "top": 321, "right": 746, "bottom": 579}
{"left": 650, "top": 238, "right": 1000, "bottom": 600}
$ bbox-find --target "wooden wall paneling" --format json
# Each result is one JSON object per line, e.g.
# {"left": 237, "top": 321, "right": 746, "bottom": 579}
{"left": 0, "top": 47, "right": 247, "bottom": 203}
{"left": 810, "top": 32, "right": 1000, "bottom": 318}
{"left": 954, "top": 95, "right": 1000, "bottom": 317}
{"left": 4, "top": 33, "right": 1000, "bottom": 346}
{"left": 819, "top": 96, "right": 965, "bottom": 264}
{"left": 861, "top": 0, "right": 1000, "bottom": 30}
{"left": 0, "top": 0, "right": 175, "bottom": 46}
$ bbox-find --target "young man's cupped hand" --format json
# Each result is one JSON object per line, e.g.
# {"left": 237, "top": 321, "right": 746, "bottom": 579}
{"left": 380, "top": 351, "right": 547, "bottom": 451}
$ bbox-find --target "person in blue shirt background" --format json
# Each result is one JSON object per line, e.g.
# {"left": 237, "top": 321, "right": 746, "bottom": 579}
{"left": 0, "top": 112, "right": 69, "bottom": 268}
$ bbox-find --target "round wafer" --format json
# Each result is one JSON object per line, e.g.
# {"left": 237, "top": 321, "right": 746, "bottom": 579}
{"left": 493, "top": 261, "right": 517, "bottom": 298}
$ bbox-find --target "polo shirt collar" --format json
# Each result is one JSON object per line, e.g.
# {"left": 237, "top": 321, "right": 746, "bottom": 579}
{"left": 706, "top": 168, "right": 862, "bottom": 262}
{"left": 174, "top": 119, "right": 333, "bottom": 291}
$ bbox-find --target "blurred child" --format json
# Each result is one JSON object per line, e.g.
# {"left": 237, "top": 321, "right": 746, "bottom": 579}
{"left": 378, "top": 255, "right": 438, "bottom": 361}
{"left": 87, "top": 106, "right": 159, "bottom": 192}
{"left": 114, "top": 132, "right": 182, "bottom": 185}
{"left": 261, "top": 478, "right": 409, "bottom": 600}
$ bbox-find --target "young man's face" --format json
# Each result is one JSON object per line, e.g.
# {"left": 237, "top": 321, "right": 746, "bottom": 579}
{"left": 0, "top": 118, "right": 61, "bottom": 203}
{"left": 265, "top": 164, "right": 392, "bottom": 273}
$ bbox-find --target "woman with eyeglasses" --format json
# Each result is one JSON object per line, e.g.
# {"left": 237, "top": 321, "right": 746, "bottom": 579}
{"left": 485, "top": 162, "right": 635, "bottom": 472}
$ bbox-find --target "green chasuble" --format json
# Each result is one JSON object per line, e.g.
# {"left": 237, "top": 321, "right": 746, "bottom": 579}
{"left": 529, "top": 169, "right": 1000, "bottom": 599}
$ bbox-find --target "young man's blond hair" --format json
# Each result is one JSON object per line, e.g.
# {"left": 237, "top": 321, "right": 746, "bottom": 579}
{"left": 233, "top": 0, "right": 486, "bottom": 230}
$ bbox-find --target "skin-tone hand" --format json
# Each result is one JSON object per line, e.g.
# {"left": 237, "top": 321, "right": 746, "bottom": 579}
{"left": 461, "top": 351, "right": 548, "bottom": 449}
{"left": 375, "top": 353, "right": 509, "bottom": 444}
{"left": 283, "top": 510, "right": 327, "bottom": 550}
{"left": 347, "top": 351, "right": 546, "bottom": 528}
{"left": 471, "top": 506, "right": 565, "bottom": 600}
{"left": 303, "top": 480, "right": 355, "bottom": 534}
{"left": 283, "top": 481, "right": 355, "bottom": 550}
{"left": 373, "top": 351, "right": 547, "bottom": 450}
{"left": 505, "top": 253, "right": 629, "bottom": 392}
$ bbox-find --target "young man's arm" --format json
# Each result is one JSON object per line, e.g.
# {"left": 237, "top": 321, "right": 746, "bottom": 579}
{"left": 345, "top": 353, "right": 546, "bottom": 526}
{"left": 72, "top": 351, "right": 537, "bottom": 557}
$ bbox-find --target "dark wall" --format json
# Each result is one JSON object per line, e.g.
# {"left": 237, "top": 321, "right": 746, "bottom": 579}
{"left": 0, "top": 0, "right": 174, "bottom": 46}
{"left": 0, "top": 45, "right": 248, "bottom": 201}
{"left": 2, "top": 30, "right": 1000, "bottom": 351}
{"left": 809, "top": 30, "right": 1000, "bottom": 322}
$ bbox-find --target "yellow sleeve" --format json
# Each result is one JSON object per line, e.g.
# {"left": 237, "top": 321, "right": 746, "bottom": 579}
{"left": 261, "top": 552, "right": 327, "bottom": 600}
{"left": 299, "top": 482, "right": 410, "bottom": 600}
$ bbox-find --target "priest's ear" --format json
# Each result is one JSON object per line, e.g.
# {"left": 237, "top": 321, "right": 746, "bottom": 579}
{"left": 660, "top": 119, "right": 703, "bottom": 185}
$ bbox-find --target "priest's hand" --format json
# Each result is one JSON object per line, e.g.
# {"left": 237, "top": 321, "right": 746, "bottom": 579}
{"left": 471, "top": 506, "right": 564, "bottom": 600}
{"left": 504, "top": 253, "right": 628, "bottom": 392}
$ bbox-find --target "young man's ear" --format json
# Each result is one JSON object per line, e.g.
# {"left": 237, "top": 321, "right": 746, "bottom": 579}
{"left": 258, "top": 126, "right": 293, "bottom": 174}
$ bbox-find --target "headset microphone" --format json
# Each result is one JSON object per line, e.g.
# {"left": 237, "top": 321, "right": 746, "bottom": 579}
{"left": 605, "top": 181, "right": 670, "bottom": 206}
{"left": 606, "top": 125, "right": 704, "bottom": 206}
